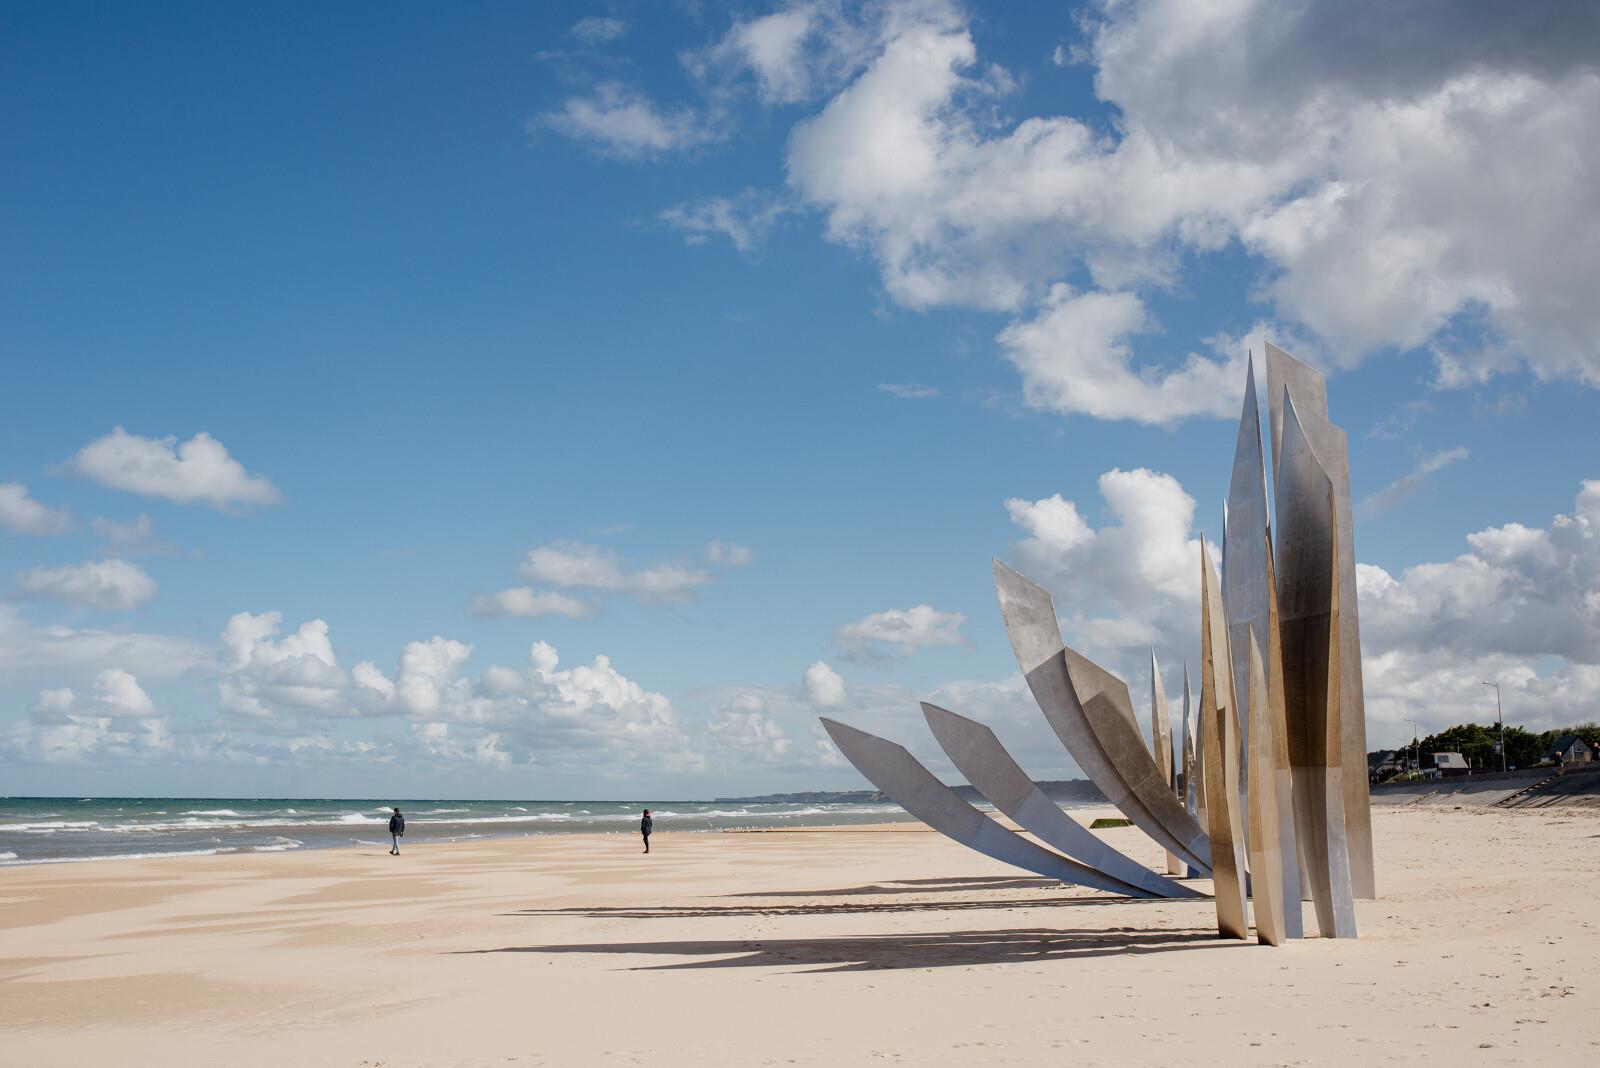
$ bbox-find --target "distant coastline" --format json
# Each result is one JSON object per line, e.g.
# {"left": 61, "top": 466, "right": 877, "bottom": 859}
{"left": 715, "top": 779, "right": 1109, "bottom": 806}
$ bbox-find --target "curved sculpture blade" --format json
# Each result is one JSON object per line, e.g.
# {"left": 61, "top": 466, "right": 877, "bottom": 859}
{"left": 993, "top": 559, "right": 1211, "bottom": 875}
{"left": 1064, "top": 646, "right": 1213, "bottom": 869}
{"left": 1276, "top": 394, "right": 1358, "bottom": 938}
{"left": 819, "top": 718, "right": 1143, "bottom": 897}
{"left": 1266, "top": 341, "right": 1374, "bottom": 900}
{"left": 920, "top": 702, "right": 1201, "bottom": 900}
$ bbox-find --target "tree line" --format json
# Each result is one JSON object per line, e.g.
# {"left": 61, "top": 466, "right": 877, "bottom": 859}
{"left": 1390, "top": 722, "right": 1600, "bottom": 773}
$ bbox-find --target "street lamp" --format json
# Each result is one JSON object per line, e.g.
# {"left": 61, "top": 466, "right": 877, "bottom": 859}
{"left": 1481, "top": 681, "right": 1506, "bottom": 773}
{"left": 1406, "top": 717, "right": 1422, "bottom": 779}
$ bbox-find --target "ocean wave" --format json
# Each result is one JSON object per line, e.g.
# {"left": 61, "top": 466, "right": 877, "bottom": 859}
{"left": 0, "top": 847, "right": 232, "bottom": 866}
{"left": 183, "top": 809, "right": 243, "bottom": 817}
{"left": 0, "top": 851, "right": 16, "bottom": 860}
{"left": 0, "top": 820, "right": 101, "bottom": 832}
{"left": 249, "top": 837, "right": 303, "bottom": 853}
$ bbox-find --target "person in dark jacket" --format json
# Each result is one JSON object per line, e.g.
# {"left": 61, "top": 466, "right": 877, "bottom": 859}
{"left": 640, "top": 809, "right": 652, "bottom": 854}
{"left": 388, "top": 807, "right": 405, "bottom": 855}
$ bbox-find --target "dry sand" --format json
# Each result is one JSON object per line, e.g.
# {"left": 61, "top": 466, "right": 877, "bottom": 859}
{"left": 2, "top": 805, "right": 1595, "bottom": 1066}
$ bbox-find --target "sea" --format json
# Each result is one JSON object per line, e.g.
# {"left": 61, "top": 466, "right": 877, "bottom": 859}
{"left": 0, "top": 797, "right": 917, "bottom": 866}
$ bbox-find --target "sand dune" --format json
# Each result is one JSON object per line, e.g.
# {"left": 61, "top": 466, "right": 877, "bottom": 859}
{"left": 2, "top": 805, "right": 1595, "bottom": 1065}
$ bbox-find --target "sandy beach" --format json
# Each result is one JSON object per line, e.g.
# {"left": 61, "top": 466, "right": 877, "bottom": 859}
{"left": 2, "top": 804, "right": 1595, "bottom": 1066}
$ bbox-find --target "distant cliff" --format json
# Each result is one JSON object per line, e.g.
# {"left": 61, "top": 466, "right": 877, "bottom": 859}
{"left": 715, "top": 779, "right": 1108, "bottom": 806}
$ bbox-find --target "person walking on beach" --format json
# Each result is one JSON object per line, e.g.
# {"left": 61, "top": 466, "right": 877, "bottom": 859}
{"left": 388, "top": 807, "right": 405, "bottom": 855}
{"left": 640, "top": 809, "right": 653, "bottom": 854}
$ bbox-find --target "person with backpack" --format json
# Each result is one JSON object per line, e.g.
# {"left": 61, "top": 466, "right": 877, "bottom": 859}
{"left": 388, "top": 807, "right": 405, "bottom": 855}
{"left": 640, "top": 809, "right": 652, "bottom": 854}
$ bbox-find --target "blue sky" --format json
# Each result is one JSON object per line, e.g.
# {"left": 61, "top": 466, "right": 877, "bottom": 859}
{"left": 3, "top": 1, "right": 1598, "bottom": 798}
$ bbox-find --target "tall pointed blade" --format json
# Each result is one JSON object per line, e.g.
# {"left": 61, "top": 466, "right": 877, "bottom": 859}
{"left": 1276, "top": 394, "right": 1358, "bottom": 938}
{"left": 1200, "top": 537, "right": 1250, "bottom": 939}
{"left": 1246, "top": 627, "right": 1286, "bottom": 946}
{"left": 1266, "top": 341, "right": 1374, "bottom": 900}
{"left": 1225, "top": 354, "right": 1272, "bottom": 800}
{"left": 1149, "top": 649, "right": 1180, "bottom": 876}
{"left": 1264, "top": 529, "right": 1306, "bottom": 938}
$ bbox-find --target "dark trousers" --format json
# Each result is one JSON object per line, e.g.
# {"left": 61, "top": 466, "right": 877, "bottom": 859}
{"left": 642, "top": 833, "right": 650, "bottom": 853}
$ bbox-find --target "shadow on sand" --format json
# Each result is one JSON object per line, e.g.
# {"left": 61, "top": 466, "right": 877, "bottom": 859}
{"left": 721, "top": 876, "right": 1068, "bottom": 898}
{"left": 500, "top": 892, "right": 1156, "bottom": 920}
{"left": 452, "top": 926, "right": 1227, "bottom": 972}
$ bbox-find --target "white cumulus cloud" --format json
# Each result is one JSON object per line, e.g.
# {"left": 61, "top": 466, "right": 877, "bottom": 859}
{"left": 1005, "top": 467, "right": 1202, "bottom": 655}
{"left": 835, "top": 603, "right": 966, "bottom": 659}
{"left": 763, "top": 0, "right": 1600, "bottom": 417}
{"left": 8, "top": 668, "right": 167, "bottom": 763}
{"left": 538, "top": 82, "right": 723, "bottom": 160}
{"left": 16, "top": 559, "right": 157, "bottom": 611}
{"left": 469, "top": 587, "right": 599, "bottom": 619}
{"left": 0, "top": 483, "right": 72, "bottom": 535}
{"left": 519, "top": 541, "right": 713, "bottom": 603}
{"left": 0, "top": 604, "right": 206, "bottom": 680}
{"left": 802, "top": 659, "right": 847, "bottom": 707}
{"left": 661, "top": 189, "right": 790, "bottom": 253}
{"left": 68, "top": 427, "right": 281, "bottom": 510}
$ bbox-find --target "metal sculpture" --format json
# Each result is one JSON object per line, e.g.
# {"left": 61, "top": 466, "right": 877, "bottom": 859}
{"left": 819, "top": 718, "right": 1150, "bottom": 897}
{"left": 1275, "top": 395, "right": 1358, "bottom": 938}
{"left": 994, "top": 560, "right": 1212, "bottom": 875}
{"left": 1183, "top": 661, "right": 1205, "bottom": 879}
{"left": 1244, "top": 628, "right": 1286, "bottom": 946}
{"left": 1263, "top": 529, "right": 1306, "bottom": 938}
{"left": 1224, "top": 357, "right": 1271, "bottom": 802}
{"left": 1266, "top": 342, "right": 1375, "bottom": 901}
{"left": 816, "top": 348, "right": 1373, "bottom": 944}
{"left": 921, "top": 703, "right": 1202, "bottom": 899}
{"left": 1148, "top": 650, "right": 1181, "bottom": 876}
{"left": 1199, "top": 539, "right": 1249, "bottom": 939}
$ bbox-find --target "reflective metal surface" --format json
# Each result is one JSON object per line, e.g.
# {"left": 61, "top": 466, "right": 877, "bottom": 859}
{"left": 1224, "top": 355, "right": 1271, "bottom": 803}
{"left": 921, "top": 702, "right": 1202, "bottom": 899}
{"left": 994, "top": 559, "right": 1212, "bottom": 875}
{"left": 1245, "top": 628, "right": 1286, "bottom": 946}
{"left": 1274, "top": 395, "right": 1358, "bottom": 938}
{"left": 1200, "top": 539, "right": 1250, "bottom": 939}
{"left": 819, "top": 718, "right": 1146, "bottom": 896}
{"left": 1149, "top": 649, "right": 1181, "bottom": 875}
{"left": 1265, "top": 341, "right": 1375, "bottom": 900}
{"left": 1263, "top": 531, "right": 1306, "bottom": 938}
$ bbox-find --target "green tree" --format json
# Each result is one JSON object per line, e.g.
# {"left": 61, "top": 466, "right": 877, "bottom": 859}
{"left": 1420, "top": 720, "right": 1600, "bottom": 770}
{"left": 1500, "top": 725, "right": 1542, "bottom": 769}
{"left": 1535, "top": 722, "right": 1600, "bottom": 760}
{"left": 1418, "top": 723, "right": 1497, "bottom": 769}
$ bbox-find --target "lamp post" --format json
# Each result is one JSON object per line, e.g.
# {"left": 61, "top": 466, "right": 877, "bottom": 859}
{"left": 1481, "top": 681, "right": 1505, "bottom": 773}
{"left": 1407, "top": 717, "right": 1422, "bottom": 779}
